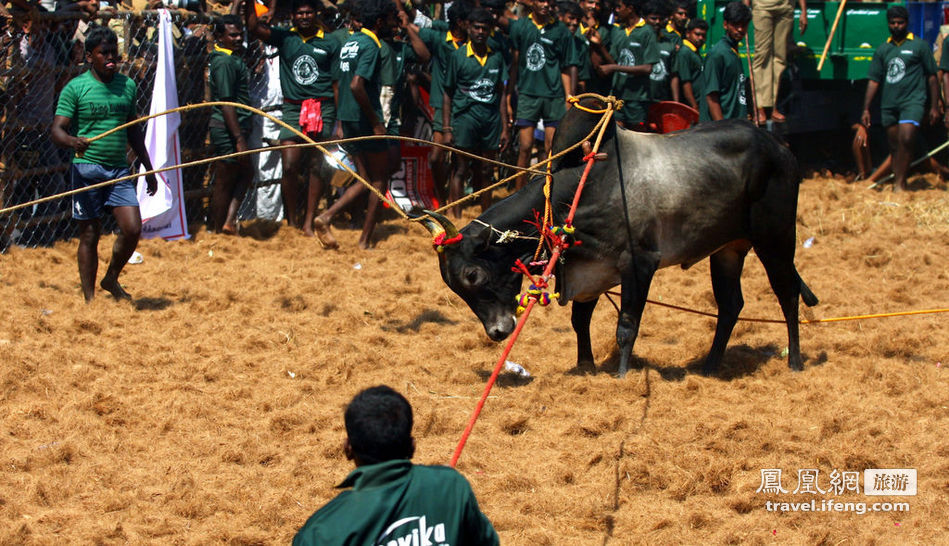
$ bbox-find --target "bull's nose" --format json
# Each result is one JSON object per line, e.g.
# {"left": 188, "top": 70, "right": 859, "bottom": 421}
{"left": 485, "top": 316, "right": 515, "bottom": 341}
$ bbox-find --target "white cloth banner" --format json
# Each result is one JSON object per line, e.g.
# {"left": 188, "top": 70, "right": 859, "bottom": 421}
{"left": 137, "top": 9, "right": 189, "bottom": 240}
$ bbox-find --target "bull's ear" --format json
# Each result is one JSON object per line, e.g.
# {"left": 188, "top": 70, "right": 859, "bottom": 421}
{"left": 470, "top": 223, "right": 493, "bottom": 250}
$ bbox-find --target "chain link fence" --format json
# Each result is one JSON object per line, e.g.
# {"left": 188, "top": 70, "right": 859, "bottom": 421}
{"left": 0, "top": 8, "right": 280, "bottom": 250}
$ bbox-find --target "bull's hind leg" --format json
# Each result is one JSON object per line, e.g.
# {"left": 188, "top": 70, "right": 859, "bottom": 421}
{"left": 754, "top": 246, "right": 805, "bottom": 371}
{"left": 703, "top": 243, "right": 751, "bottom": 375}
{"left": 616, "top": 252, "right": 659, "bottom": 378}
{"left": 571, "top": 298, "right": 599, "bottom": 372}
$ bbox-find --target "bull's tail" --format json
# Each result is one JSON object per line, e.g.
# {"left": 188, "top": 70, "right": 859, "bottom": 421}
{"left": 798, "top": 273, "right": 819, "bottom": 307}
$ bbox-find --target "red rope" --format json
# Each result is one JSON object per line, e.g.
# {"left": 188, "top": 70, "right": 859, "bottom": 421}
{"left": 450, "top": 109, "right": 615, "bottom": 467}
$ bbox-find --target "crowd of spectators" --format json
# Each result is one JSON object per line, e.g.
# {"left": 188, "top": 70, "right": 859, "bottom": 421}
{"left": 2, "top": 0, "right": 948, "bottom": 253}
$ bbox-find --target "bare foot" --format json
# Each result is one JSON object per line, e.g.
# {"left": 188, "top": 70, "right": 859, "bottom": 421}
{"left": 100, "top": 277, "right": 132, "bottom": 300}
{"left": 312, "top": 217, "right": 339, "bottom": 249}
{"left": 358, "top": 239, "right": 373, "bottom": 250}
{"left": 222, "top": 223, "right": 238, "bottom": 235}
{"left": 772, "top": 110, "right": 787, "bottom": 123}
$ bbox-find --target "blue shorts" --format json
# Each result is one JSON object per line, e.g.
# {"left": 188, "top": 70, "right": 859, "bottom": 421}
{"left": 70, "top": 163, "right": 139, "bottom": 220}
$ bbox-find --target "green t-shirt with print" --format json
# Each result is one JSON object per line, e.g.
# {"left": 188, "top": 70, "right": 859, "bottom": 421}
{"left": 208, "top": 46, "right": 252, "bottom": 128}
{"left": 380, "top": 39, "right": 419, "bottom": 135}
{"left": 649, "top": 32, "right": 677, "bottom": 102}
{"left": 609, "top": 21, "right": 660, "bottom": 104}
{"left": 55, "top": 70, "right": 137, "bottom": 167}
{"left": 266, "top": 27, "right": 339, "bottom": 101}
{"left": 444, "top": 42, "right": 506, "bottom": 119}
{"left": 699, "top": 36, "right": 747, "bottom": 122}
{"left": 867, "top": 34, "right": 936, "bottom": 111}
{"left": 419, "top": 27, "right": 467, "bottom": 109}
{"left": 509, "top": 14, "right": 578, "bottom": 98}
{"left": 337, "top": 28, "right": 383, "bottom": 123}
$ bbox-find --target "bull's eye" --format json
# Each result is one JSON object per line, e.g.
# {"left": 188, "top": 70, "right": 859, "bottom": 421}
{"left": 462, "top": 266, "right": 486, "bottom": 288}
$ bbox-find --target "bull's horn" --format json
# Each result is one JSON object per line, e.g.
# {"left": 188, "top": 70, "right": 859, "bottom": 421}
{"left": 420, "top": 209, "right": 460, "bottom": 239}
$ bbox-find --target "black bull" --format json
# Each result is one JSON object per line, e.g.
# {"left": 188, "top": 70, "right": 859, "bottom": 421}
{"left": 423, "top": 98, "right": 818, "bottom": 377}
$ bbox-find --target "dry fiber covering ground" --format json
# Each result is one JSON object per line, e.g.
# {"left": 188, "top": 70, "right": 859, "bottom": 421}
{"left": 0, "top": 175, "right": 947, "bottom": 544}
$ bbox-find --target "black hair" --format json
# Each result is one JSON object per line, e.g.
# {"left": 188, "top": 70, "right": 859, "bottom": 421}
{"left": 644, "top": 0, "right": 671, "bottom": 18}
{"left": 722, "top": 1, "right": 751, "bottom": 24}
{"left": 85, "top": 25, "right": 117, "bottom": 53}
{"left": 686, "top": 17, "right": 708, "bottom": 32}
{"left": 352, "top": 0, "right": 397, "bottom": 26}
{"left": 345, "top": 385, "right": 414, "bottom": 465}
{"left": 468, "top": 7, "right": 495, "bottom": 25}
{"left": 886, "top": 5, "right": 909, "bottom": 22}
{"left": 480, "top": 0, "right": 505, "bottom": 11}
{"left": 291, "top": 0, "right": 320, "bottom": 12}
{"left": 213, "top": 14, "right": 242, "bottom": 35}
{"left": 557, "top": 0, "right": 583, "bottom": 19}
{"left": 447, "top": 0, "right": 473, "bottom": 26}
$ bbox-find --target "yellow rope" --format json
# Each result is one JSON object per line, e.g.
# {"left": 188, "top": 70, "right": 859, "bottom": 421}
{"left": 0, "top": 96, "right": 624, "bottom": 223}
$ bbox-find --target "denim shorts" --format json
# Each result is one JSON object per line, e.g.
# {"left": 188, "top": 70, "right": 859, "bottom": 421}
{"left": 70, "top": 163, "right": 138, "bottom": 220}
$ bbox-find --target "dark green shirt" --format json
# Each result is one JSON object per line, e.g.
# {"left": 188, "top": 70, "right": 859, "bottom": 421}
{"left": 649, "top": 32, "right": 677, "bottom": 102}
{"left": 940, "top": 37, "right": 949, "bottom": 71}
{"left": 293, "top": 460, "right": 499, "bottom": 546}
{"left": 55, "top": 70, "right": 137, "bottom": 167}
{"left": 579, "top": 22, "right": 613, "bottom": 96}
{"left": 509, "top": 14, "right": 578, "bottom": 98}
{"left": 381, "top": 39, "right": 419, "bottom": 135}
{"left": 674, "top": 39, "right": 704, "bottom": 105}
{"left": 699, "top": 36, "right": 747, "bottom": 122}
{"left": 337, "top": 28, "right": 384, "bottom": 123}
{"left": 208, "top": 46, "right": 252, "bottom": 129}
{"left": 419, "top": 27, "right": 467, "bottom": 109}
{"left": 444, "top": 42, "right": 506, "bottom": 118}
{"left": 867, "top": 33, "right": 936, "bottom": 110}
{"left": 609, "top": 21, "right": 660, "bottom": 105}
{"left": 266, "top": 27, "right": 339, "bottom": 101}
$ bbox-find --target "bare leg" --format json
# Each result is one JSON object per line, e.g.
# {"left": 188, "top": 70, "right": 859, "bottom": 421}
{"left": 515, "top": 125, "right": 535, "bottom": 190}
{"left": 99, "top": 205, "right": 142, "bottom": 300}
{"left": 303, "top": 166, "right": 326, "bottom": 238}
{"left": 77, "top": 218, "right": 102, "bottom": 302}
{"left": 280, "top": 142, "right": 303, "bottom": 228}
{"left": 211, "top": 160, "right": 238, "bottom": 232}
{"left": 889, "top": 123, "right": 918, "bottom": 192}
{"left": 356, "top": 148, "right": 391, "bottom": 249}
{"left": 543, "top": 126, "right": 557, "bottom": 165}
{"left": 476, "top": 150, "right": 496, "bottom": 213}
{"left": 430, "top": 131, "right": 449, "bottom": 202}
{"left": 449, "top": 151, "right": 469, "bottom": 218}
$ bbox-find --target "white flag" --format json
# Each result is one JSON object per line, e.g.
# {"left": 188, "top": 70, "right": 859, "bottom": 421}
{"left": 137, "top": 9, "right": 190, "bottom": 240}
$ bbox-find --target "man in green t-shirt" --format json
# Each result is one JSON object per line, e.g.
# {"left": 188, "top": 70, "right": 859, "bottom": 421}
{"left": 862, "top": 6, "right": 940, "bottom": 192}
{"left": 246, "top": 0, "right": 340, "bottom": 236}
{"left": 311, "top": 0, "right": 399, "bottom": 250}
{"left": 672, "top": 18, "right": 707, "bottom": 111}
{"left": 578, "top": 0, "right": 614, "bottom": 97}
{"left": 508, "top": 0, "right": 578, "bottom": 189}
{"left": 645, "top": 0, "right": 677, "bottom": 104}
{"left": 589, "top": 0, "right": 659, "bottom": 129}
{"left": 700, "top": 1, "right": 750, "bottom": 122}
{"left": 208, "top": 15, "right": 252, "bottom": 235}
{"left": 382, "top": 11, "right": 430, "bottom": 178}
{"left": 442, "top": 8, "right": 510, "bottom": 218}
{"left": 293, "top": 385, "right": 499, "bottom": 546}
{"left": 51, "top": 27, "right": 158, "bottom": 302}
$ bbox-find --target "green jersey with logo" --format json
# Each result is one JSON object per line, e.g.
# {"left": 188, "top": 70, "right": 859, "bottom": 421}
{"left": 700, "top": 36, "right": 747, "bottom": 121}
{"left": 867, "top": 34, "right": 936, "bottom": 110}
{"left": 266, "top": 27, "right": 339, "bottom": 101}
{"left": 444, "top": 42, "right": 506, "bottom": 118}
{"left": 419, "top": 27, "right": 467, "bottom": 109}
{"left": 292, "top": 460, "right": 499, "bottom": 546}
{"left": 649, "top": 32, "right": 677, "bottom": 102}
{"left": 609, "top": 21, "right": 660, "bottom": 105}
{"left": 208, "top": 46, "right": 252, "bottom": 128}
{"left": 55, "top": 70, "right": 137, "bottom": 167}
{"left": 337, "top": 28, "right": 383, "bottom": 123}
{"left": 509, "top": 14, "right": 578, "bottom": 98}
{"left": 674, "top": 39, "right": 704, "bottom": 101}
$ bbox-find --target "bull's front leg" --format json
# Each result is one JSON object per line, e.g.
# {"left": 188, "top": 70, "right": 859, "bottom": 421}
{"left": 616, "top": 252, "right": 660, "bottom": 377}
{"left": 571, "top": 298, "right": 598, "bottom": 372}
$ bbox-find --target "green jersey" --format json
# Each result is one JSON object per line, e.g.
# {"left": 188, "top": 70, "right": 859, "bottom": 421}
{"left": 266, "top": 27, "right": 339, "bottom": 101}
{"left": 609, "top": 21, "right": 660, "bottom": 104}
{"left": 579, "top": 22, "right": 613, "bottom": 96}
{"left": 293, "top": 460, "right": 499, "bottom": 546}
{"left": 444, "top": 42, "right": 506, "bottom": 118}
{"left": 419, "top": 27, "right": 467, "bottom": 109}
{"left": 700, "top": 36, "right": 747, "bottom": 122}
{"left": 208, "top": 45, "right": 252, "bottom": 129}
{"left": 674, "top": 39, "right": 704, "bottom": 104}
{"left": 381, "top": 39, "right": 419, "bottom": 135}
{"left": 867, "top": 33, "right": 936, "bottom": 110}
{"left": 55, "top": 70, "right": 137, "bottom": 167}
{"left": 337, "top": 28, "right": 384, "bottom": 123}
{"left": 663, "top": 23, "right": 683, "bottom": 49}
{"left": 940, "top": 37, "right": 949, "bottom": 72}
{"left": 650, "top": 32, "right": 677, "bottom": 102}
{"left": 509, "top": 14, "right": 578, "bottom": 98}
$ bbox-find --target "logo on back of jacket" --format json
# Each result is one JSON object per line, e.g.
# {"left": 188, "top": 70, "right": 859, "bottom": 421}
{"left": 340, "top": 41, "right": 360, "bottom": 73}
{"left": 377, "top": 515, "right": 448, "bottom": 546}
